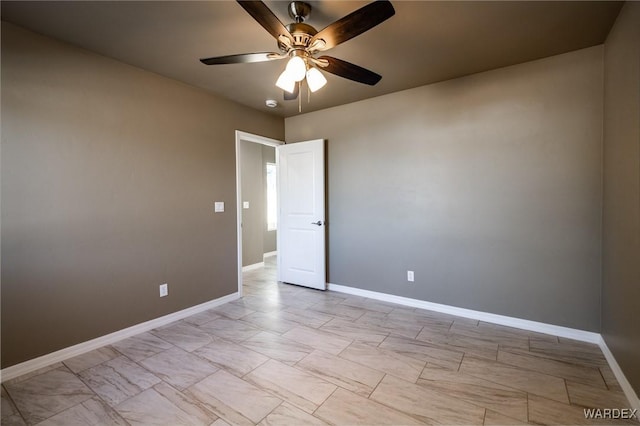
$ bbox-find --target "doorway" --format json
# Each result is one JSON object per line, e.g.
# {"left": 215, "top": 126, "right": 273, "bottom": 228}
{"left": 235, "top": 131, "right": 283, "bottom": 296}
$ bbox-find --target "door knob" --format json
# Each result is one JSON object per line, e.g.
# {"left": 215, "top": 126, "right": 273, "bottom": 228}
{"left": 311, "top": 221, "right": 324, "bottom": 226}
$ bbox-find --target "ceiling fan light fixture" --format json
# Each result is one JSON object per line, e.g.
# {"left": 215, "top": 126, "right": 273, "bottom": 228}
{"left": 276, "top": 69, "right": 296, "bottom": 93}
{"left": 286, "top": 56, "right": 307, "bottom": 82}
{"left": 306, "top": 67, "right": 327, "bottom": 92}
{"left": 201, "top": 0, "right": 395, "bottom": 104}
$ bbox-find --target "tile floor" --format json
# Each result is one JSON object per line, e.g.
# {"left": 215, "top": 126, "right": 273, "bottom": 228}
{"left": 2, "top": 257, "right": 637, "bottom": 425}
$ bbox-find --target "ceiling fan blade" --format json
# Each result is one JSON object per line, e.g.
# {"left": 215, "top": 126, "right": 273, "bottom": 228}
{"left": 318, "top": 56, "right": 382, "bottom": 85}
{"left": 200, "top": 52, "right": 283, "bottom": 65}
{"left": 237, "top": 1, "right": 293, "bottom": 43}
{"left": 283, "top": 82, "right": 299, "bottom": 101}
{"left": 309, "top": 0, "right": 395, "bottom": 51}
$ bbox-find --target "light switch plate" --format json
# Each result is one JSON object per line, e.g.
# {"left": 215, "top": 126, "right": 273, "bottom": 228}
{"left": 214, "top": 202, "right": 224, "bottom": 213}
{"left": 243, "top": 201, "right": 250, "bottom": 209}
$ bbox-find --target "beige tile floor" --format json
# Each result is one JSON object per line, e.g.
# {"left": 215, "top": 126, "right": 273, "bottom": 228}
{"left": 2, "top": 257, "right": 637, "bottom": 425}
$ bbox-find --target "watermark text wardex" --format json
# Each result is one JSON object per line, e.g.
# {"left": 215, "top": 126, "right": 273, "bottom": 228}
{"left": 584, "top": 408, "right": 638, "bottom": 420}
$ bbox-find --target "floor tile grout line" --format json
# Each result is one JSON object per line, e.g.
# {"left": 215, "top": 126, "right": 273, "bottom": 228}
{"left": 598, "top": 365, "right": 614, "bottom": 392}
{"left": 58, "top": 368, "right": 122, "bottom": 425}
{"left": 457, "top": 351, "right": 466, "bottom": 372}
{"left": 365, "top": 373, "right": 450, "bottom": 425}
{"left": 366, "top": 372, "right": 387, "bottom": 401}
{"left": 415, "top": 373, "right": 530, "bottom": 424}
{"left": 456, "top": 357, "right": 574, "bottom": 404}
{"left": 495, "top": 348, "right": 610, "bottom": 390}
{"left": 472, "top": 348, "right": 605, "bottom": 385}
{"left": 254, "top": 399, "right": 286, "bottom": 425}
{"left": 2, "top": 383, "right": 30, "bottom": 425}
{"left": 310, "top": 385, "right": 340, "bottom": 423}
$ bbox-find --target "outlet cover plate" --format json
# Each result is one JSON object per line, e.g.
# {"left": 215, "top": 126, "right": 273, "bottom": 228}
{"left": 159, "top": 283, "right": 168, "bottom": 297}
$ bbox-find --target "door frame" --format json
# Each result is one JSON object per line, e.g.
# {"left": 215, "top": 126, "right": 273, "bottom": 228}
{"left": 235, "top": 130, "right": 284, "bottom": 297}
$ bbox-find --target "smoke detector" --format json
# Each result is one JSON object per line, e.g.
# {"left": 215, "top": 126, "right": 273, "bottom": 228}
{"left": 265, "top": 99, "right": 278, "bottom": 108}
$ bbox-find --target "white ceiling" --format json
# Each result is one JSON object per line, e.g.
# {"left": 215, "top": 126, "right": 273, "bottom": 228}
{"left": 1, "top": 1, "right": 622, "bottom": 117}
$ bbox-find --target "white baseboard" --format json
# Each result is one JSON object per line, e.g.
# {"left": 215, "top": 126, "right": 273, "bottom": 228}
{"left": 0, "top": 292, "right": 239, "bottom": 383}
{"left": 328, "top": 283, "right": 600, "bottom": 343}
{"left": 242, "top": 262, "right": 265, "bottom": 272}
{"left": 263, "top": 251, "right": 277, "bottom": 259}
{"left": 328, "top": 282, "right": 640, "bottom": 409}
{"left": 598, "top": 336, "right": 640, "bottom": 411}
{"left": 4, "top": 281, "right": 638, "bottom": 412}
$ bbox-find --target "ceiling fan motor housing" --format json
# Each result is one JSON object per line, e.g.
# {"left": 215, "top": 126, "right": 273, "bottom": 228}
{"left": 282, "top": 1, "right": 318, "bottom": 51}
{"left": 285, "top": 23, "right": 317, "bottom": 48}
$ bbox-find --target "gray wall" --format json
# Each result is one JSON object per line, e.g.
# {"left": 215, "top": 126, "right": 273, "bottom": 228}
{"left": 602, "top": 2, "right": 640, "bottom": 397}
{"left": 0, "top": 23, "right": 284, "bottom": 368}
{"left": 262, "top": 144, "right": 277, "bottom": 254}
{"left": 286, "top": 46, "right": 603, "bottom": 331}
{"left": 240, "top": 142, "right": 276, "bottom": 267}
{"left": 241, "top": 141, "right": 265, "bottom": 266}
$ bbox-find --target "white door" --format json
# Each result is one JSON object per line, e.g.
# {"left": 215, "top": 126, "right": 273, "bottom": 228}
{"left": 277, "top": 139, "right": 326, "bottom": 290}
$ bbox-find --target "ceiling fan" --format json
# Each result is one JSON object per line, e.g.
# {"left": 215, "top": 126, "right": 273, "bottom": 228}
{"left": 200, "top": 0, "right": 395, "bottom": 101}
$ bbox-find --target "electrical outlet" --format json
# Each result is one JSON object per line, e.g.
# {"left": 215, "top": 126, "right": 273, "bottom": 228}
{"left": 159, "top": 283, "right": 168, "bottom": 297}
{"left": 407, "top": 271, "right": 414, "bottom": 282}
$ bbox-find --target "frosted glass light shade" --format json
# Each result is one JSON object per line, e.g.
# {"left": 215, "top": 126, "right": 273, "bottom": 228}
{"left": 276, "top": 70, "right": 296, "bottom": 93}
{"left": 286, "top": 56, "right": 306, "bottom": 82}
{"left": 306, "top": 67, "right": 327, "bottom": 92}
